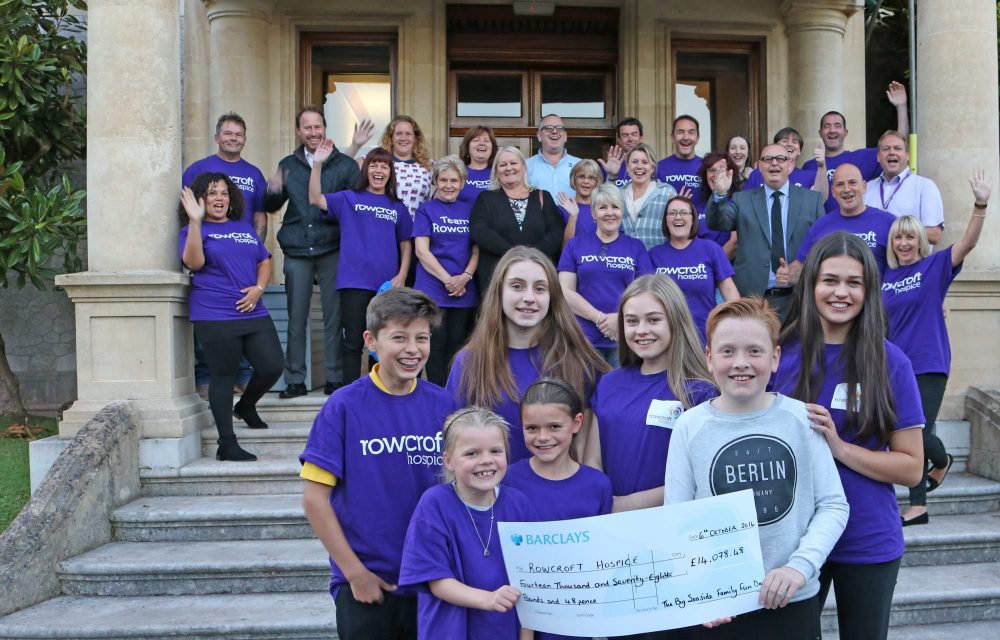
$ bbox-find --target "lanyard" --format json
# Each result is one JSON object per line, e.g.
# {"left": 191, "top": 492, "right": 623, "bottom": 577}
{"left": 879, "top": 171, "right": 911, "bottom": 210}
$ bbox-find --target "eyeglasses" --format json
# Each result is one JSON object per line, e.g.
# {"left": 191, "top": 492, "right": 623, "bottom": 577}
{"left": 539, "top": 125, "right": 567, "bottom": 133}
{"left": 666, "top": 210, "right": 693, "bottom": 218}
{"left": 760, "top": 155, "right": 790, "bottom": 165}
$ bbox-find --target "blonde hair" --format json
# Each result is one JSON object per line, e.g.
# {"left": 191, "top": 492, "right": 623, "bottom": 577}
{"left": 489, "top": 146, "right": 531, "bottom": 192}
{"left": 441, "top": 407, "right": 510, "bottom": 483}
{"left": 625, "top": 143, "right": 657, "bottom": 170}
{"left": 454, "top": 247, "right": 609, "bottom": 410}
{"left": 886, "top": 215, "right": 931, "bottom": 269}
{"left": 430, "top": 154, "right": 468, "bottom": 199}
{"left": 617, "top": 274, "right": 714, "bottom": 408}
{"left": 379, "top": 115, "right": 431, "bottom": 170}
{"left": 571, "top": 159, "right": 603, "bottom": 188}
{"left": 591, "top": 183, "right": 625, "bottom": 213}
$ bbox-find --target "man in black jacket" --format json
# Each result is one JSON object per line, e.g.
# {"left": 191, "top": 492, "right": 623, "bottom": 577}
{"left": 265, "top": 105, "right": 360, "bottom": 398}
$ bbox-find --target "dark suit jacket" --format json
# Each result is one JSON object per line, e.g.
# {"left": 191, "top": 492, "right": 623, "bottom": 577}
{"left": 706, "top": 183, "right": 824, "bottom": 296}
{"left": 469, "top": 188, "right": 565, "bottom": 292}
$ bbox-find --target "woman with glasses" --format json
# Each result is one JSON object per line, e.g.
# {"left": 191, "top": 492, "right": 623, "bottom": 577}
{"left": 696, "top": 151, "right": 739, "bottom": 258}
{"left": 649, "top": 195, "right": 739, "bottom": 343}
{"left": 557, "top": 159, "right": 604, "bottom": 243}
{"left": 558, "top": 184, "right": 653, "bottom": 366}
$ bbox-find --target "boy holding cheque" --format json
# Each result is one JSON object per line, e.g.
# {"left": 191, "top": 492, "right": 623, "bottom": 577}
{"left": 664, "top": 298, "right": 848, "bottom": 639}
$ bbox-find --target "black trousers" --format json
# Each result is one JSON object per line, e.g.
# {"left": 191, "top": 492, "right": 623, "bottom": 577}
{"left": 909, "top": 372, "right": 949, "bottom": 506}
{"left": 340, "top": 288, "right": 376, "bottom": 385}
{"left": 334, "top": 586, "right": 417, "bottom": 640}
{"left": 426, "top": 306, "right": 474, "bottom": 386}
{"left": 818, "top": 558, "right": 901, "bottom": 640}
{"left": 684, "top": 594, "right": 821, "bottom": 640}
{"left": 194, "top": 317, "right": 283, "bottom": 440}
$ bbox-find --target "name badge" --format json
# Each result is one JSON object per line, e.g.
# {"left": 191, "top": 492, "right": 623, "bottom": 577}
{"left": 830, "top": 383, "right": 862, "bottom": 411}
{"left": 646, "top": 399, "right": 684, "bottom": 429}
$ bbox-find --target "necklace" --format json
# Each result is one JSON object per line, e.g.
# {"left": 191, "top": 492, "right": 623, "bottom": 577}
{"left": 455, "top": 483, "right": 494, "bottom": 556}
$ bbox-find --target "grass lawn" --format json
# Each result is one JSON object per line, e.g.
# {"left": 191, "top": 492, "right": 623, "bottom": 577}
{"left": 0, "top": 415, "right": 58, "bottom": 532}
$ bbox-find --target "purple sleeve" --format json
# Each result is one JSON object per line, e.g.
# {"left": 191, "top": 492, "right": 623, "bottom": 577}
{"left": 181, "top": 164, "right": 197, "bottom": 189}
{"left": 598, "top": 473, "right": 613, "bottom": 515}
{"left": 635, "top": 243, "right": 655, "bottom": 276}
{"left": 888, "top": 343, "right": 925, "bottom": 429}
{"left": 399, "top": 494, "right": 457, "bottom": 587}
{"left": 688, "top": 378, "right": 719, "bottom": 407}
{"left": 557, "top": 238, "right": 579, "bottom": 273}
{"left": 413, "top": 205, "right": 432, "bottom": 237}
{"left": 250, "top": 168, "right": 267, "bottom": 213}
{"left": 178, "top": 226, "right": 189, "bottom": 260}
{"left": 323, "top": 192, "right": 345, "bottom": 221}
{"left": 298, "top": 397, "right": 347, "bottom": 478}
{"left": 256, "top": 236, "right": 271, "bottom": 263}
{"left": 396, "top": 203, "right": 414, "bottom": 242}
{"left": 557, "top": 205, "right": 571, "bottom": 224}
{"left": 742, "top": 169, "right": 763, "bottom": 190}
{"left": 445, "top": 350, "right": 466, "bottom": 402}
{"left": 797, "top": 224, "right": 818, "bottom": 262}
{"left": 710, "top": 242, "right": 735, "bottom": 282}
{"left": 935, "top": 245, "right": 962, "bottom": 287}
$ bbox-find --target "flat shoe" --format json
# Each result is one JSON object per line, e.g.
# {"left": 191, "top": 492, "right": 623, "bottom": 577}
{"left": 901, "top": 512, "right": 929, "bottom": 526}
{"left": 926, "top": 453, "right": 954, "bottom": 493}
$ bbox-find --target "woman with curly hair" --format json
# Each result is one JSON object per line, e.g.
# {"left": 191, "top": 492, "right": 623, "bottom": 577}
{"left": 380, "top": 115, "right": 433, "bottom": 217}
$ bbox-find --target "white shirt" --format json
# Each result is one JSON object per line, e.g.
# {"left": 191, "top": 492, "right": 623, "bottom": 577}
{"left": 863, "top": 168, "right": 945, "bottom": 229}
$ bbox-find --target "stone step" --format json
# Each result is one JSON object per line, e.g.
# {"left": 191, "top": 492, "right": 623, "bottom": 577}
{"left": 200, "top": 422, "right": 312, "bottom": 458}
{"left": 884, "top": 620, "right": 1000, "bottom": 639}
{"left": 111, "top": 494, "right": 311, "bottom": 542}
{"left": 256, "top": 391, "right": 328, "bottom": 423}
{"left": 901, "top": 512, "right": 1000, "bottom": 566}
{"left": 0, "top": 593, "right": 335, "bottom": 639}
{"left": 895, "top": 472, "right": 1000, "bottom": 515}
{"left": 141, "top": 456, "right": 303, "bottom": 496}
{"left": 821, "top": 561, "right": 1000, "bottom": 631}
{"left": 59, "top": 539, "right": 330, "bottom": 596}
{"left": 935, "top": 420, "right": 970, "bottom": 473}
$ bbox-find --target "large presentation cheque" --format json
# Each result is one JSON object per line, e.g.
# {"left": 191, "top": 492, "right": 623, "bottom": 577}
{"left": 498, "top": 490, "right": 765, "bottom": 637}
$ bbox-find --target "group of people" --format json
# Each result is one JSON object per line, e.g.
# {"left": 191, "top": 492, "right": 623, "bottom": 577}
{"left": 175, "top": 79, "right": 994, "bottom": 638}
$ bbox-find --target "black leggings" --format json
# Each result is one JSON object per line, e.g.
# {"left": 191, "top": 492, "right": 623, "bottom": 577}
{"left": 909, "top": 373, "right": 950, "bottom": 506}
{"left": 685, "top": 594, "right": 821, "bottom": 640}
{"left": 340, "top": 288, "right": 376, "bottom": 385}
{"left": 195, "top": 317, "right": 283, "bottom": 440}
{"left": 818, "top": 558, "right": 901, "bottom": 640}
{"left": 426, "top": 307, "right": 474, "bottom": 386}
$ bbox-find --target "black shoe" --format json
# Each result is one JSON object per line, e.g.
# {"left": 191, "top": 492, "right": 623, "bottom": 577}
{"left": 926, "top": 453, "right": 954, "bottom": 493}
{"left": 233, "top": 401, "right": 269, "bottom": 429}
{"left": 216, "top": 437, "right": 257, "bottom": 462}
{"left": 278, "top": 383, "right": 307, "bottom": 399}
{"left": 901, "top": 512, "right": 929, "bottom": 526}
{"left": 324, "top": 381, "right": 342, "bottom": 395}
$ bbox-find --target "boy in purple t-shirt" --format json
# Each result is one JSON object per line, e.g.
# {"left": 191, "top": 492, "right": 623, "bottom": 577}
{"left": 299, "top": 288, "right": 457, "bottom": 640}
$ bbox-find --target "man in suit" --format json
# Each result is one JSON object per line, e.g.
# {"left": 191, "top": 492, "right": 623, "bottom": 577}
{"left": 706, "top": 143, "right": 825, "bottom": 319}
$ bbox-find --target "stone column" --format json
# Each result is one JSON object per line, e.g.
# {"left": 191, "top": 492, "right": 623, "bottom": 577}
{"left": 204, "top": 0, "right": 274, "bottom": 171}
{"left": 183, "top": 0, "right": 211, "bottom": 166}
{"left": 917, "top": 0, "right": 1000, "bottom": 417}
{"left": 54, "top": 0, "right": 210, "bottom": 467}
{"left": 781, "top": 1, "right": 861, "bottom": 146}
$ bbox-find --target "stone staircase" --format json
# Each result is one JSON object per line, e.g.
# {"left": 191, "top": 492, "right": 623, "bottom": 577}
{"left": 0, "top": 400, "right": 997, "bottom": 639}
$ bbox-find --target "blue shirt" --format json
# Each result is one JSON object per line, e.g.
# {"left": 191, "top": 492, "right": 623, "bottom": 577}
{"left": 526, "top": 151, "right": 580, "bottom": 200}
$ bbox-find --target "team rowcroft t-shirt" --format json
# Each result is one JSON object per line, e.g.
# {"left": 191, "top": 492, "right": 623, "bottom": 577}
{"left": 399, "top": 483, "right": 537, "bottom": 640}
{"left": 591, "top": 366, "right": 717, "bottom": 497}
{"left": 796, "top": 206, "right": 897, "bottom": 275}
{"left": 323, "top": 190, "right": 413, "bottom": 291}
{"left": 413, "top": 198, "right": 478, "bottom": 308}
{"left": 557, "top": 233, "right": 653, "bottom": 349}
{"left": 649, "top": 239, "right": 735, "bottom": 343}
{"left": 298, "top": 376, "right": 457, "bottom": 597}
{"left": 458, "top": 166, "right": 492, "bottom": 205}
{"left": 882, "top": 246, "right": 962, "bottom": 376}
{"left": 774, "top": 339, "right": 924, "bottom": 564}
{"left": 802, "top": 147, "right": 881, "bottom": 213}
{"left": 179, "top": 219, "right": 270, "bottom": 322}
{"left": 182, "top": 155, "right": 267, "bottom": 220}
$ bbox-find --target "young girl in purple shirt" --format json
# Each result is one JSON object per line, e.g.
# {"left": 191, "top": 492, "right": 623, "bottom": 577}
{"left": 586, "top": 274, "right": 717, "bottom": 516}
{"left": 447, "top": 247, "right": 609, "bottom": 464}
{"left": 309, "top": 144, "right": 413, "bottom": 385}
{"left": 885, "top": 170, "right": 992, "bottom": 525}
{"left": 400, "top": 407, "right": 536, "bottom": 640}
{"left": 775, "top": 232, "right": 925, "bottom": 640}
{"left": 413, "top": 155, "right": 479, "bottom": 385}
{"left": 505, "top": 378, "right": 612, "bottom": 640}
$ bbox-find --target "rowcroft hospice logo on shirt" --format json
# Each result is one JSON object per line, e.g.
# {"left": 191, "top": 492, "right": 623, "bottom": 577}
{"left": 359, "top": 431, "right": 443, "bottom": 467}
{"left": 656, "top": 263, "right": 709, "bottom": 281}
{"left": 466, "top": 178, "right": 491, "bottom": 190}
{"left": 854, "top": 230, "right": 878, "bottom": 248}
{"left": 228, "top": 175, "right": 257, "bottom": 193}
{"left": 661, "top": 173, "right": 701, "bottom": 191}
{"left": 580, "top": 254, "right": 637, "bottom": 271}
{"left": 207, "top": 231, "right": 258, "bottom": 245}
{"left": 432, "top": 216, "right": 469, "bottom": 234}
{"left": 882, "top": 271, "right": 922, "bottom": 295}
{"left": 356, "top": 203, "right": 399, "bottom": 223}
{"left": 709, "top": 435, "right": 797, "bottom": 525}
{"left": 509, "top": 529, "right": 591, "bottom": 547}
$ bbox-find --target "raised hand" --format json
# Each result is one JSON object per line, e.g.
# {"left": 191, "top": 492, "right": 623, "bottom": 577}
{"left": 557, "top": 192, "right": 579, "bottom": 217}
{"left": 886, "top": 80, "right": 908, "bottom": 106}
{"left": 314, "top": 138, "right": 335, "bottom": 165}
{"left": 713, "top": 168, "right": 733, "bottom": 196}
{"left": 598, "top": 145, "right": 624, "bottom": 176}
{"left": 813, "top": 142, "right": 826, "bottom": 167}
{"left": 180, "top": 187, "right": 205, "bottom": 223}
{"left": 352, "top": 118, "right": 376, "bottom": 148}
{"left": 970, "top": 168, "right": 992, "bottom": 204}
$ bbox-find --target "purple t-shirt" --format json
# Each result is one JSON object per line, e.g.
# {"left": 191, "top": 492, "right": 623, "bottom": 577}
{"left": 182, "top": 155, "right": 267, "bottom": 220}
{"left": 591, "top": 366, "right": 717, "bottom": 496}
{"left": 399, "top": 483, "right": 537, "bottom": 640}
{"left": 648, "top": 239, "right": 735, "bottom": 343}
{"left": 446, "top": 347, "right": 542, "bottom": 464}
{"left": 557, "top": 233, "right": 654, "bottom": 348}
{"left": 882, "top": 247, "right": 962, "bottom": 376}
{"left": 796, "top": 206, "right": 896, "bottom": 275}
{"left": 413, "top": 198, "right": 478, "bottom": 309}
{"left": 179, "top": 219, "right": 270, "bottom": 322}
{"left": 802, "top": 147, "right": 881, "bottom": 213}
{"left": 743, "top": 166, "right": 819, "bottom": 191}
{"left": 656, "top": 155, "right": 704, "bottom": 211}
{"left": 503, "top": 460, "right": 611, "bottom": 640}
{"left": 773, "top": 339, "right": 924, "bottom": 564}
{"left": 459, "top": 166, "right": 492, "bottom": 206}
{"left": 299, "top": 376, "right": 457, "bottom": 596}
{"left": 559, "top": 203, "right": 598, "bottom": 239}
{"left": 323, "top": 190, "right": 413, "bottom": 290}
